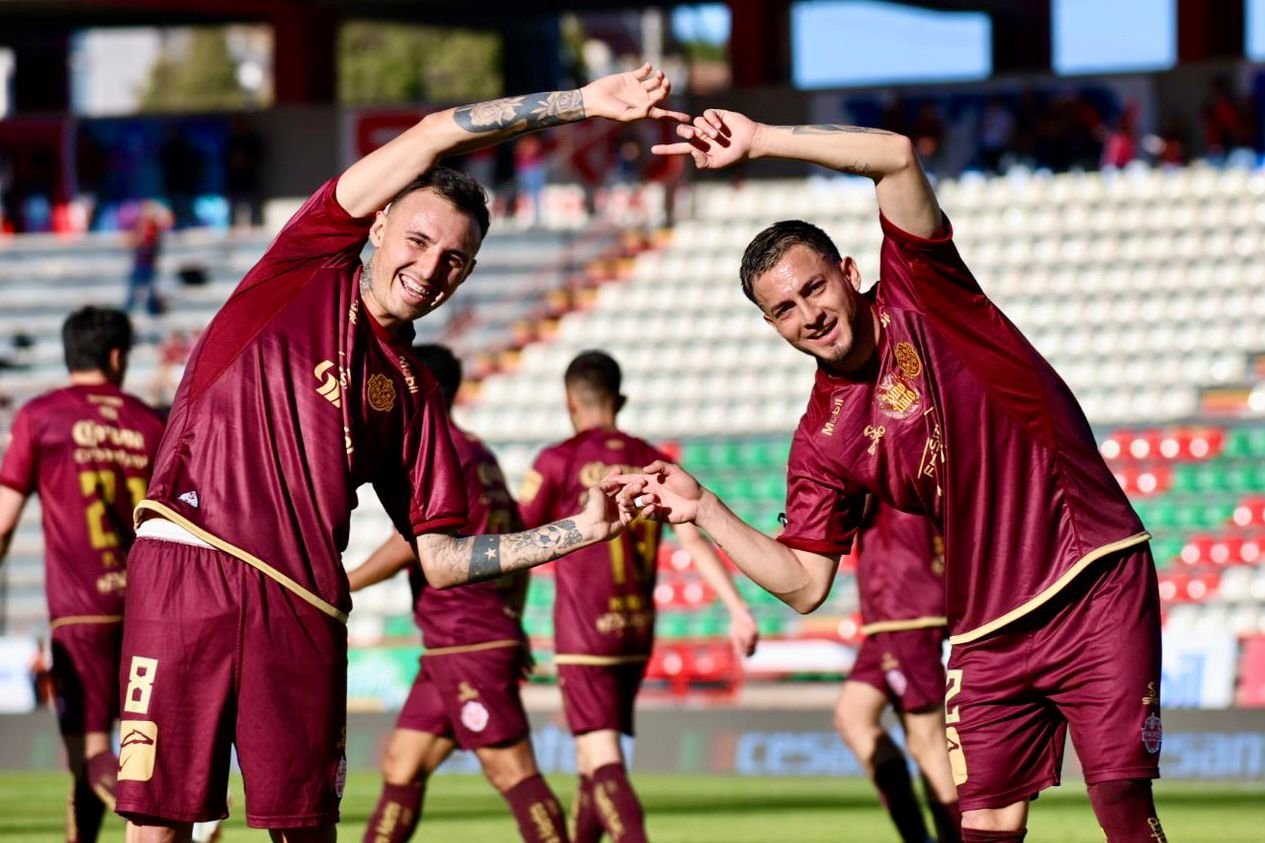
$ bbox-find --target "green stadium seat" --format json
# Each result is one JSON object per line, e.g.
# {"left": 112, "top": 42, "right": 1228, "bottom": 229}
{"left": 1224, "top": 428, "right": 1265, "bottom": 460}
{"left": 384, "top": 615, "right": 415, "bottom": 638}
{"left": 658, "top": 611, "right": 691, "bottom": 640}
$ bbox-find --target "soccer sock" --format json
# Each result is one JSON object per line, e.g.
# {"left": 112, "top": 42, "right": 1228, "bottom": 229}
{"left": 1087, "top": 779, "right": 1166, "bottom": 843}
{"left": 362, "top": 781, "right": 425, "bottom": 843}
{"left": 83, "top": 751, "right": 118, "bottom": 808}
{"left": 960, "top": 829, "right": 1026, "bottom": 842}
{"left": 921, "top": 775, "right": 963, "bottom": 843}
{"left": 571, "top": 775, "right": 603, "bottom": 843}
{"left": 67, "top": 777, "right": 107, "bottom": 843}
{"left": 505, "top": 774, "right": 570, "bottom": 843}
{"left": 591, "top": 763, "right": 648, "bottom": 843}
{"left": 872, "top": 755, "right": 930, "bottom": 843}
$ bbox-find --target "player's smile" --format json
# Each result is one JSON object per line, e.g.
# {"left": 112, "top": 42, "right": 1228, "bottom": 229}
{"left": 396, "top": 271, "right": 441, "bottom": 310}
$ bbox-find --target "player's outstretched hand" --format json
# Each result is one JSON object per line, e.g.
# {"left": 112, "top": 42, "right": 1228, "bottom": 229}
{"left": 583, "top": 62, "right": 689, "bottom": 125}
{"left": 579, "top": 480, "right": 649, "bottom": 542}
{"left": 601, "top": 460, "right": 706, "bottom": 525}
{"left": 729, "top": 606, "right": 760, "bottom": 659}
{"left": 651, "top": 108, "right": 757, "bottom": 170}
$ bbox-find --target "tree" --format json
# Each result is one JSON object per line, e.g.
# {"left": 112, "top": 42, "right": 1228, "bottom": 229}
{"left": 339, "top": 22, "right": 502, "bottom": 106}
{"left": 138, "top": 28, "right": 250, "bottom": 112}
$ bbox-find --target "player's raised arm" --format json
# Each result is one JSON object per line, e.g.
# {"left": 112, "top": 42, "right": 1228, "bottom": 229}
{"left": 336, "top": 63, "right": 688, "bottom": 217}
{"left": 652, "top": 108, "right": 941, "bottom": 239}
{"left": 414, "top": 483, "right": 635, "bottom": 589}
{"left": 672, "top": 522, "right": 759, "bottom": 656}
{"left": 605, "top": 463, "right": 842, "bottom": 614}
{"left": 346, "top": 532, "right": 416, "bottom": 592}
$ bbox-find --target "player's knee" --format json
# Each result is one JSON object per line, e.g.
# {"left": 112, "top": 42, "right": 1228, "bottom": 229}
{"left": 380, "top": 747, "right": 428, "bottom": 786}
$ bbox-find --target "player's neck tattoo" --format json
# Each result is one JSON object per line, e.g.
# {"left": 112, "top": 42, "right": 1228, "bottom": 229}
{"left": 359, "top": 259, "right": 373, "bottom": 295}
{"left": 454, "top": 90, "right": 585, "bottom": 133}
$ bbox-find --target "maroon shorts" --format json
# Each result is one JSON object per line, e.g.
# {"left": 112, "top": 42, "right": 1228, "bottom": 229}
{"left": 946, "top": 544, "right": 1162, "bottom": 812}
{"left": 115, "top": 539, "right": 348, "bottom": 829}
{"left": 50, "top": 620, "right": 124, "bottom": 736}
{"left": 557, "top": 660, "right": 647, "bottom": 737}
{"left": 848, "top": 626, "right": 947, "bottom": 713}
{"left": 396, "top": 644, "right": 531, "bottom": 750}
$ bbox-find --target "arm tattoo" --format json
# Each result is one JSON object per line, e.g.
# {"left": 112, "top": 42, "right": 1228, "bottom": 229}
{"left": 786, "top": 124, "right": 893, "bottom": 135}
{"left": 428, "top": 519, "right": 588, "bottom": 586}
{"left": 454, "top": 90, "right": 585, "bottom": 134}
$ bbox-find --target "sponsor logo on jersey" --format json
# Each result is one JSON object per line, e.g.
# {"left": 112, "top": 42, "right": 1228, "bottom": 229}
{"left": 367, "top": 373, "right": 397, "bottom": 412}
{"left": 118, "top": 720, "right": 158, "bottom": 782}
{"left": 876, "top": 374, "right": 920, "bottom": 420}
{"left": 178, "top": 490, "right": 199, "bottom": 508}
{"left": 314, "top": 360, "right": 342, "bottom": 408}
{"left": 1141, "top": 713, "right": 1163, "bottom": 754}
{"left": 863, "top": 424, "right": 885, "bottom": 455}
{"left": 821, "top": 396, "right": 844, "bottom": 436}
{"left": 461, "top": 699, "right": 490, "bottom": 733}
{"left": 1142, "top": 681, "right": 1159, "bottom": 706}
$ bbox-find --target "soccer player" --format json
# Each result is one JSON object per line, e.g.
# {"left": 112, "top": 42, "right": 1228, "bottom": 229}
{"left": 609, "top": 109, "right": 1166, "bottom": 843}
{"left": 520, "top": 350, "right": 758, "bottom": 843}
{"left": 350, "top": 344, "right": 567, "bottom": 843}
{"left": 113, "top": 64, "right": 686, "bottom": 843}
{"left": 0, "top": 306, "right": 165, "bottom": 843}
{"left": 836, "top": 500, "right": 958, "bottom": 843}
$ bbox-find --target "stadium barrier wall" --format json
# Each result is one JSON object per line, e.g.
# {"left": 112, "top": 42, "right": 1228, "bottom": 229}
{"left": 1, "top": 707, "right": 1263, "bottom": 780}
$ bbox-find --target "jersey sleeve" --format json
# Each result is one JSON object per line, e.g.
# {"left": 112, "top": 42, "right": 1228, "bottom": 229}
{"left": 377, "top": 384, "right": 468, "bottom": 538}
{"left": 776, "top": 427, "right": 863, "bottom": 556}
{"left": 187, "top": 177, "right": 374, "bottom": 399}
{"left": 877, "top": 211, "right": 983, "bottom": 306}
{"left": 517, "top": 449, "right": 562, "bottom": 529}
{"left": 0, "top": 405, "right": 37, "bottom": 495}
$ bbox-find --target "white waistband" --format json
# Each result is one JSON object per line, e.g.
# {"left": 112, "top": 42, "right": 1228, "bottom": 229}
{"left": 136, "top": 517, "right": 214, "bottom": 550}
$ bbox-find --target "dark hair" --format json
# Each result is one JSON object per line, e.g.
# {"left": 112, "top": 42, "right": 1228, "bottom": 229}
{"left": 739, "top": 220, "right": 842, "bottom": 306}
{"left": 565, "top": 350, "right": 622, "bottom": 401}
{"left": 390, "top": 166, "right": 491, "bottom": 241}
{"left": 62, "top": 307, "right": 133, "bottom": 373}
{"left": 411, "top": 343, "right": 462, "bottom": 407}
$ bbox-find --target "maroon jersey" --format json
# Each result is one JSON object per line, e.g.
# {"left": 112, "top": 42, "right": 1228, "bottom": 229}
{"left": 409, "top": 421, "right": 527, "bottom": 650}
{"left": 0, "top": 384, "right": 164, "bottom": 622}
{"left": 519, "top": 429, "right": 667, "bottom": 660}
{"left": 855, "top": 503, "right": 946, "bottom": 634}
{"left": 779, "top": 213, "right": 1147, "bottom": 644}
{"left": 136, "top": 178, "right": 467, "bottom": 622}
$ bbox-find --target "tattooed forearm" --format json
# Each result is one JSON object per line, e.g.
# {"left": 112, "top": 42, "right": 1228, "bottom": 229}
{"left": 785, "top": 124, "right": 894, "bottom": 135}
{"left": 454, "top": 90, "right": 585, "bottom": 134}
{"left": 423, "top": 519, "right": 589, "bottom": 587}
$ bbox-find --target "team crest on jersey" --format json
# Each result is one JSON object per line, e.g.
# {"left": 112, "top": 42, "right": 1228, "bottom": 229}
{"left": 876, "top": 373, "right": 921, "bottom": 420}
{"left": 461, "top": 699, "right": 490, "bottom": 733}
{"left": 367, "top": 373, "right": 397, "bottom": 412}
{"left": 1141, "top": 713, "right": 1163, "bottom": 754}
{"left": 335, "top": 756, "right": 347, "bottom": 797}
{"left": 894, "top": 342, "right": 922, "bottom": 378}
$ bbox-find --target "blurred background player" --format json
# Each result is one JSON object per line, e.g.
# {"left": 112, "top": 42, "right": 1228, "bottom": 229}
{"left": 835, "top": 500, "right": 958, "bottom": 843}
{"left": 348, "top": 343, "right": 569, "bottom": 843}
{"left": 114, "top": 64, "right": 685, "bottom": 843}
{"left": 612, "top": 107, "right": 1165, "bottom": 843}
{"left": 519, "top": 350, "right": 758, "bottom": 843}
{"left": 0, "top": 306, "right": 165, "bottom": 843}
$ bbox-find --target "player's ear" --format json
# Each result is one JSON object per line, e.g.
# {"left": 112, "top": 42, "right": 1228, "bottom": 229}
{"left": 614, "top": 393, "right": 627, "bottom": 414}
{"left": 369, "top": 208, "right": 389, "bottom": 248}
{"left": 841, "top": 256, "right": 862, "bottom": 291}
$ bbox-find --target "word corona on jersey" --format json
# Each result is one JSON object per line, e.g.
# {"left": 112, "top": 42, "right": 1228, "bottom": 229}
{"left": 578, "top": 461, "right": 644, "bottom": 490}
{"left": 71, "top": 419, "right": 152, "bottom": 469}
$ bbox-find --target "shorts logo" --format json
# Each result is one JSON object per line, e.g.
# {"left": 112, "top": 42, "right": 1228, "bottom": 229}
{"left": 885, "top": 669, "right": 908, "bottom": 698}
{"left": 876, "top": 373, "right": 921, "bottom": 420}
{"left": 893, "top": 341, "right": 922, "bottom": 378}
{"left": 178, "top": 490, "right": 199, "bottom": 508}
{"left": 335, "top": 756, "right": 347, "bottom": 798}
{"left": 1141, "top": 713, "right": 1163, "bottom": 754}
{"left": 461, "top": 699, "right": 490, "bottom": 733}
{"left": 118, "top": 720, "right": 158, "bottom": 782}
{"left": 367, "top": 373, "right": 396, "bottom": 412}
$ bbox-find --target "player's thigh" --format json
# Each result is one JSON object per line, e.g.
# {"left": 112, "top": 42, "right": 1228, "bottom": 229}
{"left": 1042, "top": 547, "right": 1163, "bottom": 783}
{"left": 427, "top": 646, "right": 532, "bottom": 750}
{"left": 835, "top": 678, "right": 888, "bottom": 742}
{"left": 558, "top": 662, "right": 645, "bottom": 737}
{"left": 116, "top": 540, "right": 238, "bottom": 824}
{"left": 235, "top": 571, "right": 347, "bottom": 829}
{"left": 947, "top": 637, "right": 1066, "bottom": 812}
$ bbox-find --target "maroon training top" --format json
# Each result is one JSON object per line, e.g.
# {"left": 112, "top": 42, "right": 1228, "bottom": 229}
{"left": 519, "top": 429, "right": 668, "bottom": 661}
{"left": 855, "top": 502, "right": 946, "bottom": 634}
{"left": 779, "top": 213, "right": 1147, "bottom": 644}
{"left": 0, "top": 384, "right": 164, "bottom": 623}
{"left": 137, "top": 177, "right": 467, "bottom": 623}
{"left": 409, "top": 420, "right": 528, "bottom": 651}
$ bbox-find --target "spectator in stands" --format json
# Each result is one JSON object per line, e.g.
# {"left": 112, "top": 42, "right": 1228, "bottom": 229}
{"left": 123, "top": 201, "right": 170, "bottom": 316}
{"left": 910, "top": 101, "right": 945, "bottom": 175}
{"left": 225, "top": 116, "right": 266, "bottom": 230}
{"left": 976, "top": 96, "right": 1015, "bottom": 174}
{"left": 514, "top": 135, "right": 548, "bottom": 227}
{"left": 1202, "top": 75, "right": 1255, "bottom": 168}
{"left": 1101, "top": 102, "right": 1139, "bottom": 170}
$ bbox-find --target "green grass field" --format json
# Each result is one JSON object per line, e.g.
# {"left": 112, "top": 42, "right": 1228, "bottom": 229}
{"left": 1, "top": 772, "right": 1261, "bottom": 841}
